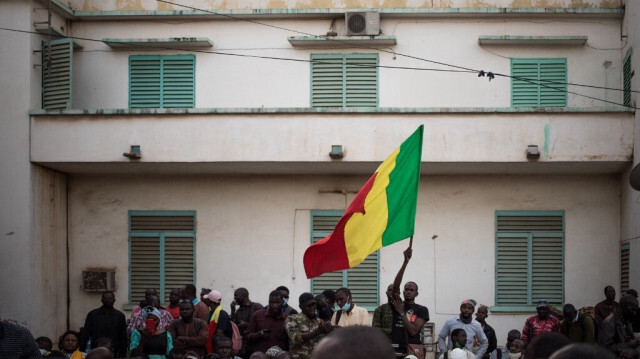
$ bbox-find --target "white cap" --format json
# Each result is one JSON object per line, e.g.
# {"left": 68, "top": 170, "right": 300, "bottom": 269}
{"left": 405, "top": 356, "right": 419, "bottom": 359}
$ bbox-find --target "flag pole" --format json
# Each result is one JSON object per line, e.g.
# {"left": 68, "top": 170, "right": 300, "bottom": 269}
{"left": 409, "top": 235, "right": 413, "bottom": 249}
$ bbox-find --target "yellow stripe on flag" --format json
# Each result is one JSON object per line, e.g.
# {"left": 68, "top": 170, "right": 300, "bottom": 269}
{"left": 344, "top": 148, "right": 400, "bottom": 267}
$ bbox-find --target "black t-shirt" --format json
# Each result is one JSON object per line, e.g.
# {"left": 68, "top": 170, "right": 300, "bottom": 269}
{"left": 390, "top": 303, "right": 430, "bottom": 353}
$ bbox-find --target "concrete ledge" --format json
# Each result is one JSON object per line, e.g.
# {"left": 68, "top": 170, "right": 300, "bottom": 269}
{"left": 29, "top": 107, "right": 632, "bottom": 116}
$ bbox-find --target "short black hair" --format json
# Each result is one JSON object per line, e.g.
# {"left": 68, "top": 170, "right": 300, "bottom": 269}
{"left": 312, "top": 326, "right": 395, "bottom": 359}
{"left": 604, "top": 285, "right": 615, "bottom": 293}
{"left": 276, "top": 285, "right": 289, "bottom": 293}
{"left": 322, "top": 289, "right": 336, "bottom": 301}
{"left": 93, "top": 336, "right": 113, "bottom": 349}
{"left": 183, "top": 284, "right": 197, "bottom": 296}
{"left": 36, "top": 336, "right": 52, "bottom": 344}
{"left": 524, "top": 332, "right": 570, "bottom": 359}
{"left": 336, "top": 287, "right": 351, "bottom": 297}
{"left": 269, "top": 290, "right": 284, "bottom": 300}
{"left": 405, "top": 281, "right": 419, "bottom": 291}
{"left": 549, "top": 344, "right": 616, "bottom": 359}
{"left": 102, "top": 290, "right": 114, "bottom": 297}
{"left": 451, "top": 328, "right": 465, "bottom": 340}
{"left": 214, "top": 335, "right": 232, "bottom": 347}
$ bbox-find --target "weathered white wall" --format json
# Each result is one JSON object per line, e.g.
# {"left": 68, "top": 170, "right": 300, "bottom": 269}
{"left": 0, "top": 0, "right": 35, "bottom": 326}
{"left": 620, "top": 0, "right": 640, "bottom": 292}
{"left": 68, "top": 17, "right": 623, "bottom": 110}
{"left": 67, "top": 173, "right": 621, "bottom": 345}
{"left": 30, "top": 113, "right": 633, "bottom": 165}
{"left": 66, "top": 0, "right": 622, "bottom": 12}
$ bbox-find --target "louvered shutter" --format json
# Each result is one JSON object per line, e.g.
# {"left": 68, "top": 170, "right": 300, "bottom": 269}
{"left": 310, "top": 211, "right": 379, "bottom": 309}
{"left": 42, "top": 39, "right": 73, "bottom": 110}
{"left": 130, "top": 57, "right": 162, "bottom": 108}
{"left": 129, "top": 55, "right": 195, "bottom": 109}
{"left": 130, "top": 236, "right": 161, "bottom": 304}
{"left": 621, "top": 242, "right": 630, "bottom": 292}
{"left": 538, "top": 60, "right": 567, "bottom": 107}
{"left": 129, "top": 212, "right": 196, "bottom": 304}
{"left": 496, "top": 233, "right": 529, "bottom": 306}
{"left": 311, "top": 56, "right": 345, "bottom": 107}
{"left": 531, "top": 234, "right": 563, "bottom": 305}
{"left": 623, "top": 49, "right": 633, "bottom": 108}
{"left": 163, "top": 56, "right": 195, "bottom": 108}
{"left": 496, "top": 212, "right": 564, "bottom": 307}
{"left": 164, "top": 237, "right": 195, "bottom": 303}
{"left": 311, "top": 54, "right": 378, "bottom": 108}
{"left": 512, "top": 59, "right": 566, "bottom": 107}
{"left": 345, "top": 55, "right": 378, "bottom": 107}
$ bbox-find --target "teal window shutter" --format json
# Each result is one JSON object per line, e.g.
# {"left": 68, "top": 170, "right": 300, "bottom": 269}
{"left": 42, "top": 38, "right": 73, "bottom": 110}
{"left": 311, "top": 54, "right": 378, "bottom": 108}
{"left": 310, "top": 210, "right": 379, "bottom": 310}
{"left": 129, "top": 211, "right": 196, "bottom": 304}
{"left": 495, "top": 211, "right": 564, "bottom": 308}
{"left": 623, "top": 49, "right": 633, "bottom": 108}
{"left": 621, "top": 242, "right": 630, "bottom": 292}
{"left": 511, "top": 58, "right": 567, "bottom": 107}
{"left": 129, "top": 55, "right": 195, "bottom": 109}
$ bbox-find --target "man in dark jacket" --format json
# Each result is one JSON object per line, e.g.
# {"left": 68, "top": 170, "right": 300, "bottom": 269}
{"left": 80, "top": 291, "right": 127, "bottom": 357}
{"left": 598, "top": 294, "right": 640, "bottom": 356}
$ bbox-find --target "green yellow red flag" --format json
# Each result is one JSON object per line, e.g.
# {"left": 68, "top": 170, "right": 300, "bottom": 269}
{"left": 303, "top": 125, "right": 423, "bottom": 278}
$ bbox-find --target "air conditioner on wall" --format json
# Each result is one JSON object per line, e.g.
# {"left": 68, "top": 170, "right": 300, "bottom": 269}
{"left": 346, "top": 12, "right": 380, "bottom": 36}
{"left": 82, "top": 270, "right": 116, "bottom": 291}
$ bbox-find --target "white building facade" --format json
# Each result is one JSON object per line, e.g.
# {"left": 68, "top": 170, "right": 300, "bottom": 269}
{"left": 1, "top": 0, "right": 638, "bottom": 348}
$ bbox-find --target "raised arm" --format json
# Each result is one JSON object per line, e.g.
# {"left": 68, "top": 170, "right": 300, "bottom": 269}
{"left": 392, "top": 247, "right": 412, "bottom": 295}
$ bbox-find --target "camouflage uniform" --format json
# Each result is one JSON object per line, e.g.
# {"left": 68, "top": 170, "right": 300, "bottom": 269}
{"left": 285, "top": 313, "right": 324, "bottom": 359}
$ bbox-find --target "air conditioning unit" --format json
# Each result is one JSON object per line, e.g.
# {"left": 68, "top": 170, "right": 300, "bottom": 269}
{"left": 346, "top": 12, "right": 380, "bottom": 36}
{"left": 82, "top": 270, "right": 116, "bottom": 292}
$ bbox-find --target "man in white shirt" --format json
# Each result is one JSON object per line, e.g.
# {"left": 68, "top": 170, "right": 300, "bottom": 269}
{"left": 330, "top": 288, "right": 370, "bottom": 327}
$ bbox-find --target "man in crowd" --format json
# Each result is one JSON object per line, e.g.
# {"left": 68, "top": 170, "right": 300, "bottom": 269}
{"left": 231, "top": 287, "right": 264, "bottom": 335}
{"left": 286, "top": 292, "right": 333, "bottom": 359}
{"left": 321, "top": 290, "right": 336, "bottom": 314}
{"left": 559, "top": 303, "right": 595, "bottom": 344}
{"left": 128, "top": 294, "right": 174, "bottom": 333}
{"left": 0, "top": 321, "right": 42, "bottom": 359}
{"left": 166, "top": 288, "right": 181, "bottom": 319}
{"left": 131, "top": 288, "right": 159, "bottom": 316}
{"left": 331, "top": 288, "right": 370, "bottom": 327}
{"left": 475, "top": 305, "right": 497, "bottom": 359}
{"left": 314, "top": 294, "right": 332, "bottom": 323}
{"left": 310, "top": 326, "right": 395, "bottom": 359}
{"left": 595, "top": 286, "right": 619, "bottom": 328}
{"left": 389, "top": 247, "right": 429, "bottom": 357}
{"left": 438, "top": 299, "right": 488, "bottom": 359}
{"left": 169, "top": 300, "right": 209, "bottom": 357}
{"left": 79, "top": 291, "right": 127, "bottom": 356}
{"left": 182, "top": 284, "right": 210, "bottom": 322}
{"left": 598, "top": 294, "right": 640, "bottom": 356}
{"left": 521, "top": 300, "right": 560, "bottom": 346}
{"left": 372, "top": 284, "right": 395, "bottom": 338}
{"left": 246, "top": 290, "right": 289, "bottom": 354}
{"left": 202, "top": 289, "right": 232, "bottom": 353}
{"left": 277, "top": 286, "right": 299, "bottom": 316}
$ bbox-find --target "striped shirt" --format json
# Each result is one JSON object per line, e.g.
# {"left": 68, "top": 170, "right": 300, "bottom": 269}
{"left": 0, "top": 322, "right": 42, "bottom": 359}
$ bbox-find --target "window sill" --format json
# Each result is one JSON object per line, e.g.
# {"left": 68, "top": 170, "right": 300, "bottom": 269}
{"left": 490, "top": 306, "right": 537, "bottom": 313}
{"left": 29, "top": 106, "right": 632, "bottom": 116}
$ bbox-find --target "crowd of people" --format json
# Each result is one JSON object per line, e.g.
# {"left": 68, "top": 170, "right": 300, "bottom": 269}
{"left": 1, "top": 247, "right": 639, "bottom": 359}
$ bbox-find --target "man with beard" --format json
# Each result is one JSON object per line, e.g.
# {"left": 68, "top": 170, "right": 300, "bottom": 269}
{"left": 521, "top": 300, "right": 560, "bottom": 346}
{"left": 372, "top": 284, "right": 395, "bottom": 338}
{"left": 286, "top": 292, "right": 333, "bottom": 359}
{"left": 438, "top": 299, "right": 488, "bottom": 359}
{"left": 246, "top": 290, "right": 290, "bottom": 354}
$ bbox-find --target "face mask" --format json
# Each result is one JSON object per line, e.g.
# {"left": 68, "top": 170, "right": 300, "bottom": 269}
{"left": 340, "top": 298, "right": 351, "bottom": 311}
{"left": 283, "top": 298, "right": 288, "bottom": 306}
{"left": 508, "top": 352, "right": 522, "bottom": 359}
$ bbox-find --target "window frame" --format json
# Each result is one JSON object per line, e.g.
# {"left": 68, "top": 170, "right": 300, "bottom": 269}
{"left": 127, "top": 210, "right": 197, "bottom": 307}
{"left": 128, "top": 54, "right": 196, "bottom": 109}
{"left": 492, "top": 210, "right": 565, "bottom": 312}
{"left": 310, "top": 53, "right": 379, "bottom": 108}
{"left": 511, "top": 58, "right": 567, "bottom": 108}
{"left": 309, "top": 210, "right": 380, "bottom": 310}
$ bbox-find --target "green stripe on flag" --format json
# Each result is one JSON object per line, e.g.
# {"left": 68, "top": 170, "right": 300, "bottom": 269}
{"left": 382, "top": 125, "right": 423, "bottom": 246}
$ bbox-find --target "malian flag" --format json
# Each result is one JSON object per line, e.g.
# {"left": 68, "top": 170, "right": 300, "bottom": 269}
{"left": 303, "top": 125, "right": 423, "bottom": 279}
